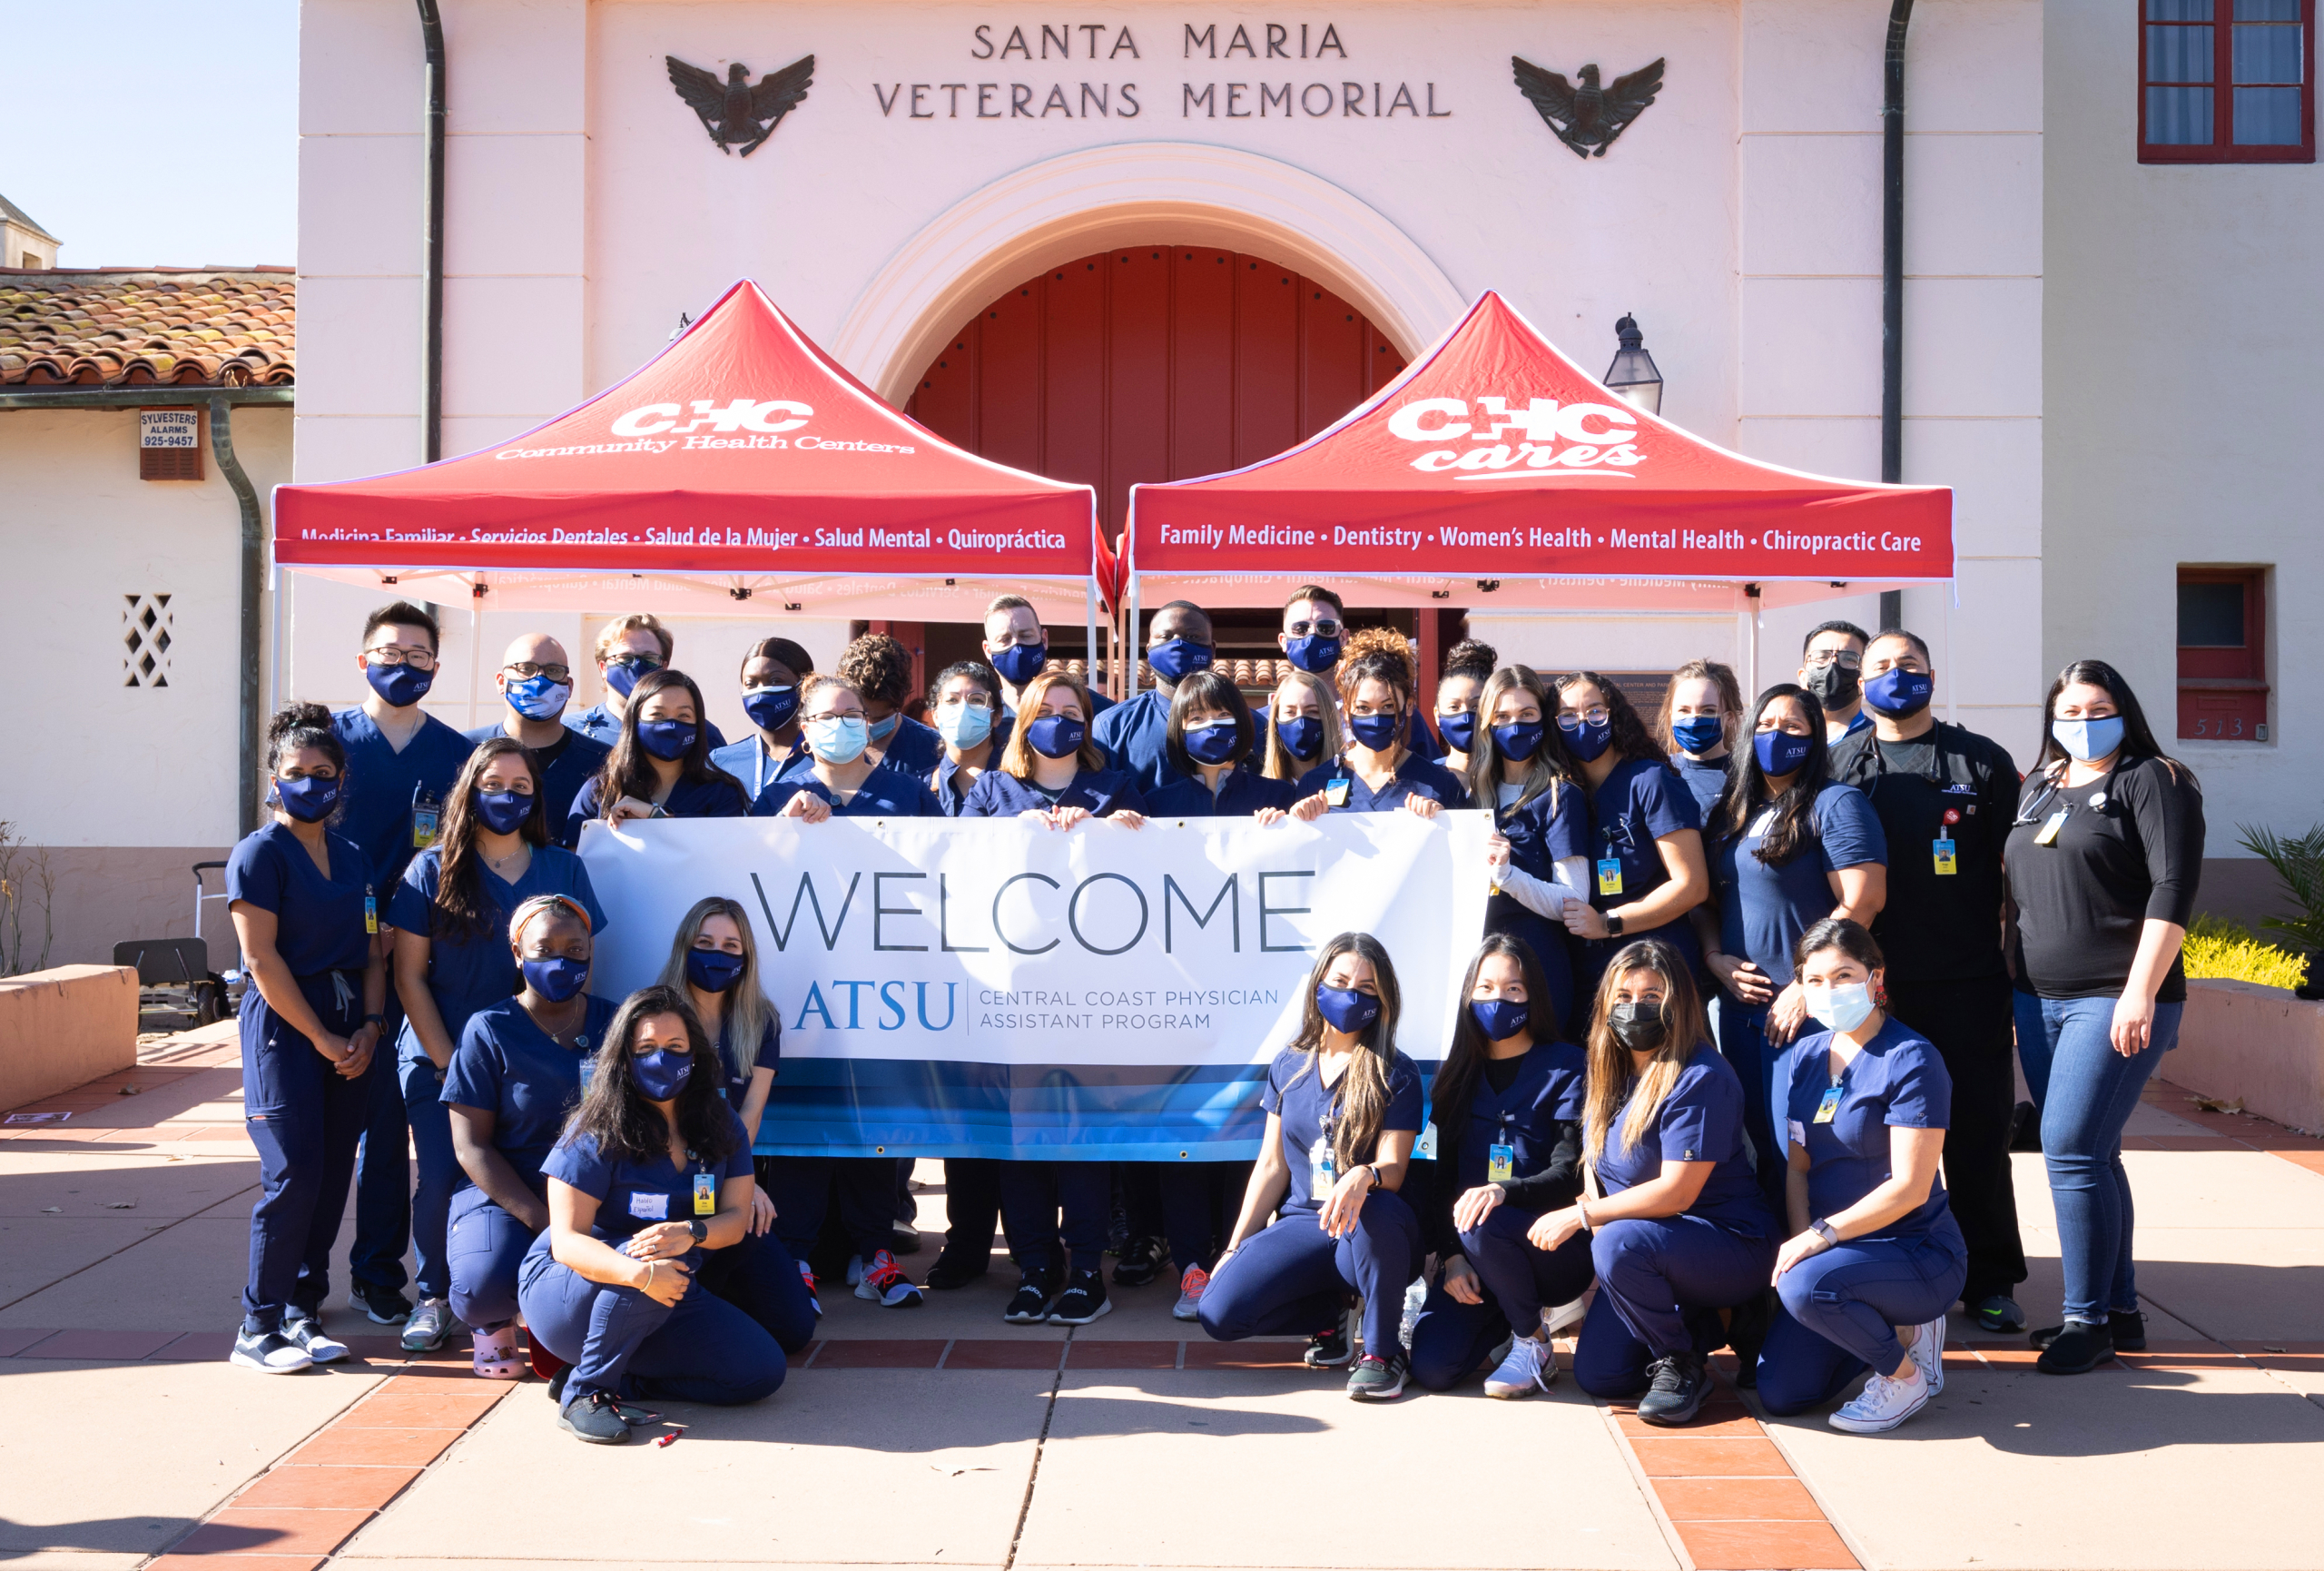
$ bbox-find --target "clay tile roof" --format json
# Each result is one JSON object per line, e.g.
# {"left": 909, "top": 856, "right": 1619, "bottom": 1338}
{"left": 0, "top": 266, "right": 295, "bottom": 389}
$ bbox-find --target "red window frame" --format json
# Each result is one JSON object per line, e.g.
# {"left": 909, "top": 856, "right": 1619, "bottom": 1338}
{"left": 2140, "top": 0, "right": 2316, "bottom": 163}
{"left": 2177, "top": 566, "right": 2270, "bottom": 743}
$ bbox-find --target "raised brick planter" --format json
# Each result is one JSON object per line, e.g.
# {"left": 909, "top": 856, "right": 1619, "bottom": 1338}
{"left": 2174, "top": 979, "right": 2324, "bottom": 1136}
{"left": 0, "top": 963, "right": 137, "bottom": 1112}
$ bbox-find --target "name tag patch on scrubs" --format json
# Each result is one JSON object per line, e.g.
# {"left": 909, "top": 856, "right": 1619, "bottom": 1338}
{"left": 693, "top": 1172, "right": 716, "bottom": 1216}
{"left": 627, "top": 1191, "right": 670, "bottom": 1220}
{"left": 1814, "top": 1086, "right": 1844, "bottom": 1124}
{"left": 1596, "top": 857, "right": 1624, "bottom": 896}
{"left": 2034, "top": 809, "right": 2069, "bottom": 846}
{"left": 1487, "top": 1141, "right": 1516, "bottom": 1182}
{"left": 1324, "top": 777, "right": 1352, "bottom": 808}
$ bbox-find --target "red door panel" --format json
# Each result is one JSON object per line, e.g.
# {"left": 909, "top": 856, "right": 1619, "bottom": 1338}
{"left": 1234, "top": 257, "right": 1301, "bottom": 467}
{"left": 1106, "top": 249, "right": 1173, "bottom": 543}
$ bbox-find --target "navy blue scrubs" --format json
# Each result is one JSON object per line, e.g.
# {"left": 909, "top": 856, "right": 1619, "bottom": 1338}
{"left": 1757, "top": 1022, "right": 1967, "bottom": 1414}
{"left": 692, "top": 1012, "right": 817, "bottom": 1351}
{"left": 564, "top": 771, "right": 748, "bottom": 843}
{"left": 959, "top": 766, "right": 1148, "bottom": 819}
{"left": 1672, "top": 753, "right": 1730, "bottom": 823}
{"left": 1487, "top": 779, "right": 1590, "bottom": 1033}
{"left": 1198, "top": 1048, "right": 1426, "bottom": 1362}
{"left": 874, "top": 715, "right": 945, "bottom": 778}
{"left": 1295, "top": 754, "right": 1472, "bottom": 814}
{"left": 388, "top": 845, "right": 606, "bottom": 1311}
{"left": 440, "top": 994, "right": 616, "bottom": 1329}
{"left": 1577, "top": 758, "right": 1706, "bottom": 999}
{"left": 930, "top": 752, "right": 995, "bottom": 815}
{"left": 518, "top": 1106, "right": 787, "bottom": 1410}
{"left": 1572, "top": 1045, "right": 1777, "bottom": 1398}
{"left": 569, "top": 704, "right": 727, "bottom": 751}
{"left": 1709, "top": 783, "right": 1886, "bottom": 1196}
{"left": 751, "top": 765, "right": 945, "bottom": 819}
{"left": 710, "top": 734, "right": 809, "bottom": 802}
{"left": 1145, "top": 769, "right": 1303, "bottom": 817}
{"left": 714, "top": 1015, "right": 782, "bottom": 1114}
{"left": 461, "top": 722, "right": 612, "bottom": 846}
{"left": 1092, "top": 688, "right": 1179, "bottom": 795}
{"left": 228, "top": 822, "right": 378, "bottom": 1331}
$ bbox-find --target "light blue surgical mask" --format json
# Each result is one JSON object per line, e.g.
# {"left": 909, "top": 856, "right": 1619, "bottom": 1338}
{"left": 936, "top": 702, "right": 993, "bottom": 749}
{"left": 806, "top": 716, "right": 869, "bottom": 764}
{"left": 2052, "top": 715, "right": 2125, "bottom": 764}
{"left": 868, "top": 713, "right": 902, "bottom": 742}
{"left": 503, "top": 674, "right": 570, "bottom": 721}
{"left": 1808, "top": 981, "right": 1877, "bottom": 1035}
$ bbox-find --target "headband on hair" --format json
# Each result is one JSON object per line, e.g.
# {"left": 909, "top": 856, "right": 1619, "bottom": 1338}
{"left": 508, "top": 894, "right": 591, "bottom": 944}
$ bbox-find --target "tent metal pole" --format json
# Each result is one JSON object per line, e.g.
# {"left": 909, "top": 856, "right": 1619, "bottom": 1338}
{"left": 1128, "top": 576, "right": 1142, "bottom": 696}
{"left": 1085, "top": 579, "right": 1098, "bottom": 696}
{"left": 1944, "top": 579, "right": 1956, "bottom": 723}
{"left": 468, "top": 588, "right": 484, "bottom": 731}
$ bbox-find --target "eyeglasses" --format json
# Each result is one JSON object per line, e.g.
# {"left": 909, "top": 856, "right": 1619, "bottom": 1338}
{"left": 606, "top": 653, "right": 662, "bottom": 669}
{"left": 1558, "top": 707, "right": 1612, "bottom": 728}
{"left": 1285, "top": 618, "right": 1344, "bottom": 638}
{"left": 1804, "top": 650, "right": 1865, "bottom": 671}
{"left": 503, "top": 662, "right": 572, "bottom": 683}
{"left": 366, "top": 647, "right": 438, "bottom": 671}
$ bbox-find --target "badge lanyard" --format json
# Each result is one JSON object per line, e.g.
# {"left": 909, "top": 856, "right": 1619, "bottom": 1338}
{"left": 1311, "top": 1113, "right": 1338, "bottom": 1191}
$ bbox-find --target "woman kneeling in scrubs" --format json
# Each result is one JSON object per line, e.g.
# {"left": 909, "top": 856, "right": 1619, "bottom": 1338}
{"left": 519, "top": 984, "right": 786, "bottom": 1443}
{"left": 229, "top": 704, "right": 388, "bottom": 1373}
{"left": 1755, "top": 919, "right": 1965, "bottom": 1431}
{"left": 1407, "top": 934, "right": 1592, "bottom": 1397}
{"left": 1199, "top": 933, "right": 1425, "bottom": 1401}
{"left": 1538, "top": 941, "right": 1775, "bottom": 1425}
{"left": 442, "top": 895, "right": 616, "bottom": 1378}
{"left": 566, "top": 669, "right": 749, "bottom": 836}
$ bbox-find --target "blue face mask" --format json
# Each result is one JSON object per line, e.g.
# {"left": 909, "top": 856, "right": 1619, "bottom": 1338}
{"left": 638, "top": 718, "right": 696, "bottom": 761}
{"left": 936, "top": 702, "right": 993, "bottom": 749}
{"left": 868, "top": 712, "right": 901, "bottom": 743}
{"left": 1026, "top": 714, "right": 1085, "bottom": 759}
{"left": 631, "top": 1046, "right": 694, "bottom": 1102}
{"left": 1348, "top": 711, "right": 1402, "bottom": 752}
{"left": 504, "top": 674, "right": 570, "bottom": 721}
{"left": 604, "top": 656, "right": 660, "bottom": 697}
{"left": 1470, "top": 996, "right": 1531, "bottom": 1042}
{"left": 1863, "top": 667, "right": 1934, "bottom": 718}
{"left": 1437, "top": 711, "right": 1476, "bottom": 752}
{"left": 2053, "top": 715, "right": 2126, "bottom": 764}
{"left": 1147, "top": 638, "right": 1213, "bottom": 685}
{"left": 273, "top": 774, "right": 340, "bottom": 823}
{"left": 1492, "top": 720, "right": 1545, "bottom": 763}
{"left": 521, "top": 955, "right": 589, "bottom": 1004}
{"left": 742, "top": 685, "right": 800, "bottom": 734}
{"left": 805, "top": 716, "right": 869, "bottom": 764}
{"left": 365, "top": 659, "right": 433, "bottom": 708}
{"left": 1284, "top": 635, "right": 1341, "bottom": 675}
{"left": 990, "top": 641, "right": 1048, "bottom": 687}
{"left": 1315, "top": 983, "right": 1382, "bottom": 1034}
{"left": 1184, "top": 720, "right": 1241, "bottom": 766}
{"left": 1755, "top": 727, "right": 1813, "bottom": 778}
{"left": 474, "top": 788, "right": 532, "bottom": 835}
{"left": 1277, "top": 715, "right": 1324, "bottom": 761}
{"left": 1561, "top": 716, "right": 1613, "bottom": 763}
{"left": 685, "top": 947, "right": 746, "bottom": 993}
{"left": 1672, "top": 715, "right": 1726, "bottom": 756}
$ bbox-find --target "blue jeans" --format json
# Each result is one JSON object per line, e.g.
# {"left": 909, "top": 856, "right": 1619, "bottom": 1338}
{"left": 2013, "top": 987, "right": 2052, "bottom": 1108}
{"left": 399, "top": 1056, "right": 457, "bottom": 1303}
{"left": 1756, "top": 1230, "right": 1968, "bottom": 1415}
{"left": 2035, "top": 996, "right": 2180, "bottom": 1321}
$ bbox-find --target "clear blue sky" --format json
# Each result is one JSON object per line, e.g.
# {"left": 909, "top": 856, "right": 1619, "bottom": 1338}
{"left": 2, "top": 0, "right": 296, "bottom": 267}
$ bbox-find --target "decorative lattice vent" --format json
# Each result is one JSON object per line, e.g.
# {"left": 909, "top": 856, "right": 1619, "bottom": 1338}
{"left": 123, "top": 594, "right": 173, "bottom": 687}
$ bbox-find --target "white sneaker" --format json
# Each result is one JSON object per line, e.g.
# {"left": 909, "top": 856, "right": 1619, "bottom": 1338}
{"left": 1482, "top": 1333, "right": 1558, "bottom": 1398}
{"left": 400, "top": 1298, "right": 453, "bottom": 1352}
{"left": 1907, "top": 1316, "right": 1946, "bottom": 1395}
{"left": 231, "top": 1328, "right": 312, "bottom": 1374}
{"left": 1541, "top": 1291, "right": 1590, "bottom": 1339}
{"left": 1398, "top": 1277, "right": 1428, "bottom": 1350}
{"left": 1829, "top": 1368, "right": 1931, "bottom": 1433}
{"left": 282, "top": 1315, "right": 350, "bottom": 1364}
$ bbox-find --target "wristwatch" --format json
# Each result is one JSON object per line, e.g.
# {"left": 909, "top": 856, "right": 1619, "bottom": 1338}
{"left": 1604, "top": 913, "right": 1626, "bottom": 937}
{"left": 686, "top": 1219, "right": 708, "bottom": 1242}
{"left": 1810, "top": 1218, "right": 1839, "bottom": 1246}
{"left": 363, "top": 1013, "right": 387, "bottom": 1027}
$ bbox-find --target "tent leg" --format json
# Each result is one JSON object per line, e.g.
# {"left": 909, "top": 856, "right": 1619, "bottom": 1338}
{"left": 1944, "top": 580, "right": 1956, "bottom": 723}
{"left": 1127, "top": 576, "right": 1141, "bottom": 697}
{"left": 270, "top": 568, "right": 288, "bottom": 726}
{"left": 468, "top": 589, "right": 485, "bottom": 731}
{"left": 1086, "top": 579, "right": 1098, "bottom": 697}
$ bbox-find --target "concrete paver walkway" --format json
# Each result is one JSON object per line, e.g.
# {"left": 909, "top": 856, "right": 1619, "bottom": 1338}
{"left": 4, "top": 1023, "right": 2320, "bottom": 1571}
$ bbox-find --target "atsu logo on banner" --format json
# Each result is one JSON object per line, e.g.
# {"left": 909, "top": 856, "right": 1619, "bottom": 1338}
{"left": 1385, "top": 395, "right": 1643, "bottom": 475}
{"left": 609, "top": 398, "right": 815, "bottom": 437}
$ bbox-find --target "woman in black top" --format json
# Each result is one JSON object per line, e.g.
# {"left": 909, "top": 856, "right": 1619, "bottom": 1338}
{"left": 2004, "top": 660, "right": 2204, "bottom": 1376}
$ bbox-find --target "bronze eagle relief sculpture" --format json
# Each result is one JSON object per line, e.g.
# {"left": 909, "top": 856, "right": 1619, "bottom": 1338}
{"left": 1512, "top": 56, "right": 1666, "bottom": 158}
{"left": 666, "top": 54, "right": 816, "bottom": 156}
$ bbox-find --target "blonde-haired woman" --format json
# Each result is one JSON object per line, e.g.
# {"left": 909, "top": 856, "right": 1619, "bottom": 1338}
{"left": 652, "top": 896, "right": 828, "bottom": 1340}
{"left": 960, "top": 668, "right": 1147, "bottom": 825}
{"left": 1658, "top": 658, "right": 1746, "bottom": 821}
{"left": 1261, "top": 667, "right": 1342, "bottom": 782}
{"left": 1198, "top": 933, "right": 1425, "bottom": 1401}
{"left": 1468, "top": 664, "right": 1590, "bottom": 1034}
{"left": 1527, "top": 940, "right": 1775, "bottom": 1426}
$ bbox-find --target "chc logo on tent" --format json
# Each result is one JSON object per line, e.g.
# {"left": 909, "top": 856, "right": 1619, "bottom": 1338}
{"left": 609, "top": 398, "right": 814, "bottom": 437}
{"left": 1385, "top": 397, "right": 1643, "bottom": 473}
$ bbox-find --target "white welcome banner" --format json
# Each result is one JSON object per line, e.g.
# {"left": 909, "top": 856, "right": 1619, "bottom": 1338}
{"left": 575, "top": 810, "right": 1490, "bottom": 1159}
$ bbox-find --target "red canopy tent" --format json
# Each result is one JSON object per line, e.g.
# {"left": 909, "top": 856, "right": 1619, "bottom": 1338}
{"left": 274, "top": 280, "right": 1101, "bottom": 635}
{"left": 1125, "top": 291, "right": 1953, "bottom": 687}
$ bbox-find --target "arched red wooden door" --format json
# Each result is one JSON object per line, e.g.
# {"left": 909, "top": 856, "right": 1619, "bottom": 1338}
{"left": 906, "top": 247, "right": 1408, "bottom": 546}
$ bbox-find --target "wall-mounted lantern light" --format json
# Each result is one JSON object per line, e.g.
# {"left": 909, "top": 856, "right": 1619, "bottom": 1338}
{"left": 1604, "top": 313, "right": 1663, "bottom": 417}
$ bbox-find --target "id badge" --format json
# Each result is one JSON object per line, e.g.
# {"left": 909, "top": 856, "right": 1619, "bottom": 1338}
{"left": 1932, "top": 836, "right": 1957, "bottom": 876}
{"left": 1596, "top": 857, "right": 1624, "bottom": 897}
{"left": 363, "top": 891, "right": 379, "bottom": 935}
{"left": 411, "top": 804, "right": 440, "bottom": 849}
{"left": 1813, "top": 1086, "right": 1844, "bottom": 1124}
{"left": 693, "top": 1172, "right": 717, "bottom": 1216}
{"left": 1413, "top": 1122, "right": 1438, "bottom": 1161}
{"left": 1324, "top": 776, "right": 1353, "bottom": 808}
{"left": 627, "top": 1190, "right": 670, "bottom": 1220}
{"left": 1487, "top": 1141, "right": 1516, "bottom": 1182}
{"left": 1311, "top": 1139, "right": 1337, "bottom": 1192}
{"left": 2033, "top": 809, "right": 2069, "bottom": 846}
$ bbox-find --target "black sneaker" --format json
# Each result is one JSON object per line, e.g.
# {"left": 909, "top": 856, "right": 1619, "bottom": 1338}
{"left": 1004, "top": 1271, "right": 1057, "bottom": 1324}
{"left": 891, "top": 1218, "right": 923, "bottom": 1255}
{"left": 1049, "top": 1269, "right": 1113, "bottom": 1325}
{"left": 2009, "top": 1100, "right": 2043, "bottom": 1152}
{"left": 1110, "top": 1235, "right": 1167, "bottom": 1288}
{"left": 547, "top": 1365, "right": 570, "bottom": 1405}
{"left": 2035, "top": 1319, "right": 2115, "bottom": 1375}
{"left": 1636, "top": 1350, "right": 1712, "bottom": 1427}
{"left": 556, "top": 1389, "right": 632, "bottom": 1444}
{"left": 230, "top": 1327, "right": 312, "bottom": 1374}
{"left": 1972, "top": 1296, "right": 2029, "bottom": 1333}
{"left": 1304, "top": 1308, "right": 1354, "bottom": 1368}
{"left": 350, "top": 1281, "right": 413, "bottom": 1325}
{"left": 1346, "top": 1352, "right": 1408, "bottom": 1400}
{"left": 1726, "top": 1289, "right": 1774, "bottom": 1390}
{"left": 2034, "top": 1311, "right": 2142, "bottom": 1354}
{"left": 924, "top": 1250, "right": 990, "bottom": 1290}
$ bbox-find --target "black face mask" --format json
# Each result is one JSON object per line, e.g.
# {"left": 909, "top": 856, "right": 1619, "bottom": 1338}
{"left": 1607, "top": 1001, "right": 1668, "bottom": 1052}
{"left": 1804, "top": 662, "right": 1860, "bottom": 708}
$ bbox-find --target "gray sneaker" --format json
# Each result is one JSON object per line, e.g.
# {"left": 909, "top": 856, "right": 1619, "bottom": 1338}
{"left": 282, "top": 1315, "right": 351, "bottom": 1364}
{"left": 401, "top": 1297, "right": 454, "bottom": 1352}
{"left": 556, "top": 1389, "right": 632, "bottom": 1444}
{"left": 1346, "top": 1352, "right": 1409, "bottom": 1401}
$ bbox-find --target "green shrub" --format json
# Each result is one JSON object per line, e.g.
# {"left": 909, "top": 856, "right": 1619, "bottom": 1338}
{"left": 2184, "top": 914, "right": 2311, "bottom": 991}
